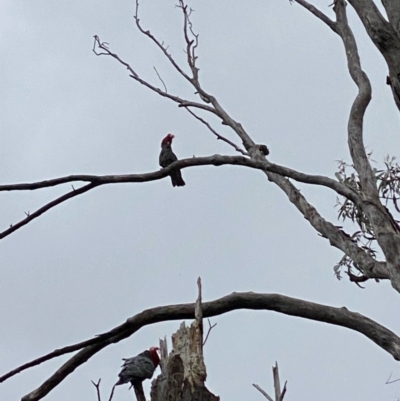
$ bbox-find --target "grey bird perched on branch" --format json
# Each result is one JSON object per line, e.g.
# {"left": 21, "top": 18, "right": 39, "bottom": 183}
{"left": 115, "top": 347, "right": 160, "bottom": 387}
{"left": 115, "top": 347, "right": 160, "bottom": 401}
{"left": 159, "top": 133, "right": 186, "bottom": 187}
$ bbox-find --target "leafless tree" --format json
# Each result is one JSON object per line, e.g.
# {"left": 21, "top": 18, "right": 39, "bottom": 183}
{"left": 2, "top": 0, "right": 400, "bottom": 400}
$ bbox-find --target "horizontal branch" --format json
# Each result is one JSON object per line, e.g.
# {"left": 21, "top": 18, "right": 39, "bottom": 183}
{"left": 0, "top": 155, "right": 359, "bottom": 201}
{"left": 0, "top": 155, "right": 364, "bottom": 240}
{"left": 17, "top": 291, "right": 400, "bottom": 401}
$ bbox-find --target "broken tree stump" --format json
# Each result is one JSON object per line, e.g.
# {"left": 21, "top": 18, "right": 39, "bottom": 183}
{"left": 150, "top": 278, "right": 219, "bottom": 401}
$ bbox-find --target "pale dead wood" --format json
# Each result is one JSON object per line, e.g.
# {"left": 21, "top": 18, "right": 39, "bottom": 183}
{"left": 253, "top": 362, "right": 287, "bottom": 401}
{"left": 273, "top": 363, "right": 281, "bottom": 401}
{"left": 150, "top": 282, "right": 216, "bottom": 401}
{"left": 253, "top": 383, "right": 274, "bottom": 401}
{"left": 195, "top": 277, "right": 204, "bottom": 355}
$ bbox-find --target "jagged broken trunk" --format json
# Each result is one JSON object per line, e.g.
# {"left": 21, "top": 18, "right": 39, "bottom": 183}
{"left": 150, "top": 321, "right": 219, "bottom": 401}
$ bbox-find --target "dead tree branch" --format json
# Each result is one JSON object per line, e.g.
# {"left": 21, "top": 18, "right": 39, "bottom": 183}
{"left": 386, "top": 371, "right": 400, "bottom": 384}
{"left": 153, "top": 67, "right": 167, "bottom": 92}
{"left": 253, "top": 384, "right": 274, "bottom": 401}
{"left": 0, "top": 156, "right": 360, "bottom": 200}
{"left": 134, "top": 0, "right": 192, "bottom": 83}
{"left": 0, "top": 155, "right": 365, "bottom": 240}
{"left": 93, "top": 35, "right": 216, "bottom": 115}
{"left": 184, "top": 108, "right": 248, "bottom": 155}
{"left": 0, "top": 182, "right": 99, "bottom": 240}
{"left": 202, "top": 319, "right": 217, "bottom": 346}
{"left": 6, "top": 291, "right": 400, "bottom": 400}
{"left": 253, "top": 362, "right": 287, "bottom": 401}
{"left": 91, "top": 379, "right": 116, "bottom": 401}
{"left": 92, "top": 379, "right": 102, "bottom": 401}
{"left": 293, "top": 0, "right": 338, "bottom": 32}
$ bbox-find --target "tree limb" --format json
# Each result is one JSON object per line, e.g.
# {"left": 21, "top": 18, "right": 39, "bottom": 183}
{"left": 184, "top": 108, "right": 248, "bottom": 155}
{"left": 293, "top": 0, "right": 338, "bottom": 33}
{"left": 92, "top": 35, "right": 217, "bottom": 116}
{"left": 330, "top": 0, "right": 400, "bottom": 291}
{"left": 0, "top": 154, "right": 368, "bottom": 239}
{"left": 260, "top": 169, "right": 388, "bottom": 281}
{"left": 15, "top": 291, "right": 400, "bottom": 401}
{"left": 253, "top": 383, "right": 274, "bottom": 401}
{"left": 0, "top": 156, "right": 360, "bottom": 201}
{"left": 381, "top": 0, "right": 400, "bottom": 36}
{"left": 134, "top": 0, "right": 193, "bottom": 84}
{"left": 347, "top": 0, "right": 400, "bottom": 112}
{"left": 333, "top": 0, "right": 375, "bottom": 197}
{"left": 0, "top": 183, "right": 99, "bottom": 240}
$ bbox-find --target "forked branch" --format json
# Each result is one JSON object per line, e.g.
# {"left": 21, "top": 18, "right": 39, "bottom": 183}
{"left": 253, "top": 362, "right": 287, "bottom": 401}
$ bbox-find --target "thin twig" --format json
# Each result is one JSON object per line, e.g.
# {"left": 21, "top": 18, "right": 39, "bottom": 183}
{"left": 134, "top": 0, "right": 192, "bottom": 83}
{"left": 185, "top": 107, "right": 248, "bottom": 155}
{"left": 153, "top": 67, "right": 167, "bottom": 92}
{"left": 91, "top": 379, "right": 102, "bottom": 401}
{"left": 386, "top": 371, "right": 400, "bottom": 384}
{"left": 252, "top": 384, "right": 274, "bottom": 401}
{"left": 279, "top": 381, "right": 287, "bottom": 401}
{"left": 92, "top": 35, "right": 216, "bottom": 115}
{"left": 179, "top": 1, "right": 197, "bottom": 77}
{"left": 202, "top": 319, "right": 217, "bottom": 346}
{"left": 177, "top": 0, "right": 211, "bottom": 103}
{"left": 108, "top": 385, "right": 116, "bottom": 401}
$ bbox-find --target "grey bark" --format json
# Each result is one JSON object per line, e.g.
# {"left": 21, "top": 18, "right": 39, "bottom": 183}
{"left": 347, "top": 0, "right": 400, "bottom": 111}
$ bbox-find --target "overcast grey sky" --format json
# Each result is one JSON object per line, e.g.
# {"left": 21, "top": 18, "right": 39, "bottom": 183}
{"left": 2, "top": 0, "right": 400, "bottom": 400}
